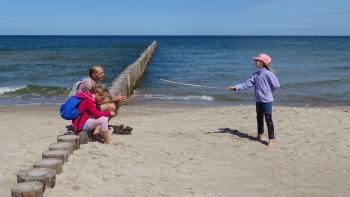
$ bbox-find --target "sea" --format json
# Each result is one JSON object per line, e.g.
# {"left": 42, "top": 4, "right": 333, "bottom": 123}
{"left": 0, "top": 36, "right": 349, "bottom": 106}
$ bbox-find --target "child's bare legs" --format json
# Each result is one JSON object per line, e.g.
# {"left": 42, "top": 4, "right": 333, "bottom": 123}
{"left": 100, "top": 103, "right": 116, "bottom": 113}
{"left": 100, "top": 102, "right": 119, "bottom": 119}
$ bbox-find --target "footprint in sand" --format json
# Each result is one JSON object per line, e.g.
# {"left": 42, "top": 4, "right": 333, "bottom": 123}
{"left": 72, "top": 185, "right": 80, "bottom": 191}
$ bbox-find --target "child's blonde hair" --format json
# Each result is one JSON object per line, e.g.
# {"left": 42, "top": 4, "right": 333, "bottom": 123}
{"left": 262, "top": 62, "right": 276, "bottom": 73}
{"left": 94, "top": 84, "right": 112, "bottom": 101}
{"left": 94, "top": 84, "right": 108, "bottom": 95}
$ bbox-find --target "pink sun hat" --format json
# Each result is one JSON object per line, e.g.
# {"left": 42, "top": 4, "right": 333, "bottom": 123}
{"left": 253, "top": 53, "right": 272, "bottom": 65}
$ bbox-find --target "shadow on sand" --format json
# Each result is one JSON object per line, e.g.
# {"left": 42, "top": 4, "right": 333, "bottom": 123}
{"left": 204, "top": 128, "right": 268, "bottom": 146}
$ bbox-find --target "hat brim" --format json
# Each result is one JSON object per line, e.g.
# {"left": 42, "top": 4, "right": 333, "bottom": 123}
{"left": 253, "top": 57, "right": 263, "bottom": 62}
{"left": 252, "top": 57, "right": 272, "bottom": 69}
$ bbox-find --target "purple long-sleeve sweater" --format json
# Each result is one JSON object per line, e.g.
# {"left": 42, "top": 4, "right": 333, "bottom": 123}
{"left": 235, "top": 68, "right": 280, "bottom": 103}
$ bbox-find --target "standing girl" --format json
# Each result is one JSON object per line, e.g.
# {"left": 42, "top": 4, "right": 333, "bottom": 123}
{"left": 227, "top": 54, "right": 280, "bottom": 146}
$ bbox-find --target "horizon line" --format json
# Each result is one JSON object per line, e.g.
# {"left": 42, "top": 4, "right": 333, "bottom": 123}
{"left": 0, "top": 34, "right": 349, "bottom": 37}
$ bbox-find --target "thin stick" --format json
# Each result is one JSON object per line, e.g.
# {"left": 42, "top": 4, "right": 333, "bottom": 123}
{"left": 161, "top": 78, "right": 226, "bottom": 90}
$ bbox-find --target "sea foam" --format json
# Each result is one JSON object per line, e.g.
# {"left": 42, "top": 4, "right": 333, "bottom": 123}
{"left": 0, "top": 85, "right": 26, "bottom": 95}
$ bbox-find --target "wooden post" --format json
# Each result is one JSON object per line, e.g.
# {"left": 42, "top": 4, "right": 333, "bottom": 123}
{"left": 17, "top": 168, "right": 56, "bottom": 190}
{"left": 49, "top": 142, "right": 74, "bottom": 155}
{"left": 42, "top": 150, "right": 68, "bottom": 163}
{"left": 78, "top": 131, "right": 89, "bottom": 145}
{"left": 11, "top": 181, "right": 43, "bottom": 197}
{"left": 33, "top": 158, "right": 63, "bottom": 174}
{"left": 64, "top": 130, "right": 90, "bottom": 144}
{"left": 57, "top": 135, "right": 80, "bottom": 150}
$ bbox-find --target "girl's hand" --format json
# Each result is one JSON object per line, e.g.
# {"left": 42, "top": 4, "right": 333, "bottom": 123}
{"left": 110, "top": 111, "right": 116, "bottom": 116}
{"left": 227, "top": 86, "right": 237, "bottom": 91}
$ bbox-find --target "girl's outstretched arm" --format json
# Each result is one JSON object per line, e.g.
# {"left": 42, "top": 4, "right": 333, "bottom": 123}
{"left": 235, "top": 74, "right": 256, "bottom": 90}
{"left": 227, "top": 86, "right": 237, "bottom": 91}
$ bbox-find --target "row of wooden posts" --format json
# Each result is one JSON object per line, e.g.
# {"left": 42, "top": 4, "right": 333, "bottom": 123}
{"left": 11, "top": 131, "right": 88, "bottom": 197}
{"left": 11, "top": 41, "right": 157, "bottom": 197}
{"left": 109, "top": 41, "right": 157, "bottom": 97}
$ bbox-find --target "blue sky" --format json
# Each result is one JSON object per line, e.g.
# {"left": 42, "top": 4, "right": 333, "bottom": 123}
{"left": 0, "top": 0, "right": 349, "bottom": 35}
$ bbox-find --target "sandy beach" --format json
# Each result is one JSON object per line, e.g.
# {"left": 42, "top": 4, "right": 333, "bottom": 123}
{"left": 1, "top": 103, "right": 350, "bottom": 197}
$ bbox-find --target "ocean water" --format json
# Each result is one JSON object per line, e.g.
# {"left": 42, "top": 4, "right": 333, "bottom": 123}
{"left": 0, "top": 36, "right": 350, "bottom": 106}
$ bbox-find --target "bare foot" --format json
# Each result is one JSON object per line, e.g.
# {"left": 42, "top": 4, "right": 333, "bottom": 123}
{"left": 268, "top": 139, "right": 274, "bottom": 147}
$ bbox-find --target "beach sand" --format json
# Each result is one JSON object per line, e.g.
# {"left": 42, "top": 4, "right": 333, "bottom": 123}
{"left": 1, "top": 103, "right": 349, "bottom": 197}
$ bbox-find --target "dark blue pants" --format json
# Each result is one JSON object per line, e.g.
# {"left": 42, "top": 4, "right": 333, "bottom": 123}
{"left": 256, "top": 102, "right": 275, "bottom": 139}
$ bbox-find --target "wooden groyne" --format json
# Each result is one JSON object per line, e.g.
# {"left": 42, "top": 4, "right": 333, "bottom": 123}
{"left": 109, "top": 41, "right": 157, "bottom": 97}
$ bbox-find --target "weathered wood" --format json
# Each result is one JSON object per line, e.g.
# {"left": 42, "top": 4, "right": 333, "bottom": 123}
{"left": 49, "top": 142, "right": 74, "bottom": 155}
{"left": 57, "top": 135, "right": 80, "bottom": 150}
{"left": 42, "top": 150, "right": 69, "bottom": 163}
{"left": 11, "top": 181, "right": 43, "bottom": 197}
{"left": 78, "top": 131, "right": 89, "bottom": 144}
{"left": 17, "top": 168, "right": 56, "bottom": 190}
{"left": 109, "top": 41, "right": 157, "bottom": 97}
{"left": 33, "top": 158, "right": 63, "bottom": 174}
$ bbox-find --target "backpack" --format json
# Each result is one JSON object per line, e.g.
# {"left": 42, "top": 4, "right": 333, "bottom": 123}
{"left": 60, "top": 96, "right": 83, "bottom": 120}
{"left": 68, "top": 80, "right": 83, "bottom": 97}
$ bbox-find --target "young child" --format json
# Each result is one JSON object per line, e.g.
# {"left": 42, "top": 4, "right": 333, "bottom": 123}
{"left": 227, "top": 53, "right": 280, "bottom": 147}
{"left": 72, "top": 85, "right": 115, "bottom": 143}
{"left": 97, "top": 87, "right": 132, "bottom": 135}
{"left": 97, "top": 86, "right": 119, "bottom": 114}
